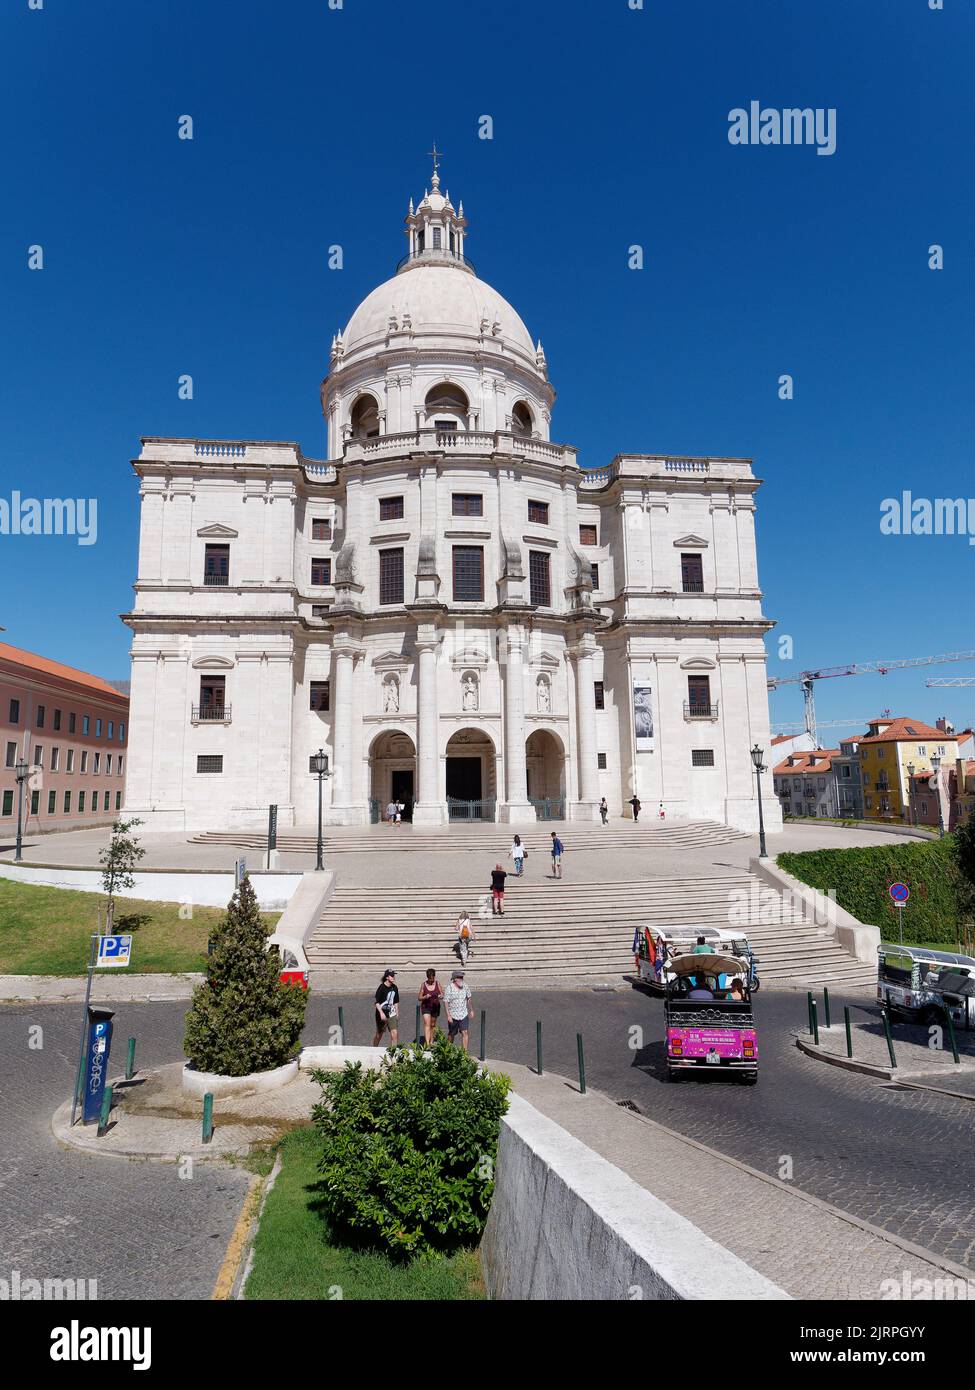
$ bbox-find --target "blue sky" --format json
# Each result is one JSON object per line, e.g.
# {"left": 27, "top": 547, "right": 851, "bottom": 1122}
{"left": 1, "top": 0, "right": 972, "bottom": 738}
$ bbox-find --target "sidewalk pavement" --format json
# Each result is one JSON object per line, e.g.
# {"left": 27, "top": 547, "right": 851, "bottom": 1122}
{"left": 51, "top": 1049, "right": 971, "bottom": 1299}
{"left": 796, "top": 1010, "right": 975, "bottom": 1088}
{"left": 0, "top": 973, "right": 202, "bottom": 1003}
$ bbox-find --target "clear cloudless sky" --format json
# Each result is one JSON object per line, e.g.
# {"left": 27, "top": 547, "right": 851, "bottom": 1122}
{"left": 1, "top": 0, "right": 973, "bottom": 737}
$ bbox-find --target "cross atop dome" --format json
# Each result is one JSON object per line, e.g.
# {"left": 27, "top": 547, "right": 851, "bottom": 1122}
{"left": 400, "top": 148, "right": 471, "bottom": 275}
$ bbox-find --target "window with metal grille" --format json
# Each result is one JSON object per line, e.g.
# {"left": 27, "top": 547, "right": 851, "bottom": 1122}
{"left": 312, "top": 604, "right": 329, "bottom": 619}
{"left": 311, "top": 518, "right": 331, "bottom": 540}
{"left": 529, "top": 550, "right": 551, "bottom": 606}
{"left": 691, "top": 749, "right": 715, "bottom": 767}
{"left": 197, "top": 755, "right": 224, "bottom": 774}
{"left": 310, "top": 681, "right": 330, "bottom": 712}
{"left": 681, "top": 552, "right": 704, "bottom": 592}
{"left": 597, "top": 753, "right": 607, "bottom": 770}
{"left": 452, "top": 493, "right": 483, "bottom": 517}
{"left": 379, "top": 496, "right": 404, "bottom": 521}
{"left": 579, "top": 524, "right": 597, "bottom": 546}
{"left": 528, "top": 499, "right": 549, "bottom": 525}
{"left": 311, "top": 557, "right": 332, "bottom": 586}
{"left": 452, "top": 546, "right": 484, "bottom": 602}
{"left": 204, "top": 543, "right": 230, "bottom": 586}
{"left": 379, "top": 548, "right": 405, "bottom": 604}
{"left": 590, "top": 564, "right": 599, "bottom": 589}
{"left": 594, "top": 681, "right": 605, "bottom": 710}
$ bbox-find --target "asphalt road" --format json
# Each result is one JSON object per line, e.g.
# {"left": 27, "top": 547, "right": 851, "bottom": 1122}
{"left": 2, "top": 986, "right": 973, "bottom": 1299}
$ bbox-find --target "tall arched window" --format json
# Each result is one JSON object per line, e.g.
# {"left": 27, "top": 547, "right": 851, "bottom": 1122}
{"left": 512, "top": 400, "right": 533, "bottom": 437}
{"left": 350, "top": 394, "right": 380, "bottom": 439}
{"left": 424, "top": 382, "right": 469, "bottom": 433}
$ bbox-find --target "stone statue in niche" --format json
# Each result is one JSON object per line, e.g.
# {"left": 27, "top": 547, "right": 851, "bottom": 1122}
{"left": 537, "top": 675, "right": 551, "bottom": 713}
{"left": 382, "top": 673, "right": 400, "bottom": 713}
{"left": 462, "top": 672, "right": 479, "bottom": 712}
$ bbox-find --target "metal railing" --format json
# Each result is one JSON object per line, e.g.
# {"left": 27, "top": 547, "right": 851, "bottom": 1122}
{"left": 192, "top": 705, "right": 231, "bottom": 723}
{"left": 447, "top": 797, "right": 497, "bottom": 822}
{"left": 529, "top": 796, "right": 566, "bottom": 821}
{"left": 681, "top": 580, "right": 705, "bottom": 593}
{"left": 683, "top": 702, "right": 719, "bottom": 720}
{"left": 203, "top": 573, "right": 229, "bottom": 587}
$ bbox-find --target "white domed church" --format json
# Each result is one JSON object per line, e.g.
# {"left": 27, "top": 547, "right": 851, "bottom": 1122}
{"left": 122, "top": 159, "right": 781, "bottom": 834}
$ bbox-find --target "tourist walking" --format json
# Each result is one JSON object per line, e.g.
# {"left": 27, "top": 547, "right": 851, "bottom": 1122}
{"left": 395, "top": 799, "right": 404, "bottom": 826}
{"left": 490, "top": 863, "right": 507, "bottom": 915}
{"left": 510, "top": 834, "right": 526, "bottom": 876}
{"left": 599, "top": 797, "right": 608, "bottom": 825}
{"left": 372, "top": 968, "right": 400, "bottom": 1046}
{"left": 549, "top": 831, "right": 564, "bottom": 879}
{"left": 444, "top": 970, "right": 473, "bottom": 1051}
{"left": 455, "top": 909, "right": 475, "bottom": 963}
{"left": 385, "top": 799, "right": 397, "bottom": 826}
{"left": 629, "top": 795, "right": 641, "bottom": 822}
{"left": 418, "top": 968, "right": 444, "bottom": 1043}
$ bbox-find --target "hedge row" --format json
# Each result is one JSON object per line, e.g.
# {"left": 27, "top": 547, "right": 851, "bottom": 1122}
{"left": 777, "top": 836, "right": 967, "bottom": 946}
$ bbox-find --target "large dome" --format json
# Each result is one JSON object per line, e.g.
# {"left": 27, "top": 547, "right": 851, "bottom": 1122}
{"left": 342, "top": 263, "right": 536, "bottom": 359}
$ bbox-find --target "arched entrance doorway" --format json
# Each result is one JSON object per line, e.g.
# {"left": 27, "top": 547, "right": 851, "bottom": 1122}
{"left": 445, "top": 728, "right": 497, "bottom": 820}
{"left": 369, "top": 729, "right": 417, "bottom": 822}
{"left": 526, "top": 729, "right": 566, "bottom": 819}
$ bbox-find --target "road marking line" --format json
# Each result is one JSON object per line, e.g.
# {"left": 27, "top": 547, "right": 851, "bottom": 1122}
{"left": 212, "top": 1174, "right": 261, "bottom": 1301}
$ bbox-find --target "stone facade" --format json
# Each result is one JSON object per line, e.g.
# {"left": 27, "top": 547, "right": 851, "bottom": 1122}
{"left": 121, "top": 165, "right": 782, "bottom": 834}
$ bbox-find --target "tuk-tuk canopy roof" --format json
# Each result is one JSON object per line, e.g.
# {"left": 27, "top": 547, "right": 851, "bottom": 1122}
{"left": 669, "top": 952, "right": 746, "bottom": 977}
{"left": 878, "top": 944, "right": 975, "bottom": 969}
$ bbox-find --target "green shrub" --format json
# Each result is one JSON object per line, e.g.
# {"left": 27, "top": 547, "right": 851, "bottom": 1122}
{"left": 778, "top": 836, "right": 967, "bottom": 945}
{"left": 183, "top": 874, "right": 306, "bottom": 1076}
{"left": 311, "top": 1038, "right": 510, "bottom": 1261}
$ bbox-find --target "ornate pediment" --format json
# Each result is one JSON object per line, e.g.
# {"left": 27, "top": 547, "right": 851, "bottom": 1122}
{"left": 197, "top": 523, "right": 239, "bottom": 539}
{"left": 191, "top": 655, "right": 235, "bottom": 670}
{"left": 679, "top": 657, "right": 716, "bottom": 670}
{"left": 450, "top": 646, "right": 490, "bottom": 670}
{"left": 372, "top": 650, "right": 410, "bottom": 671}
{"left": 673, "top": 534, "right": 709, "bottom": 548}
{"left": 532, "top": 650, "right": 562, "bottom": 670}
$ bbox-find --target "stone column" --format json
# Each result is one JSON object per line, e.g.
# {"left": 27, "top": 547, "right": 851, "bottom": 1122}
{"left": 412, "top": 624, "right": 445, "bottom": 825}
{"left": 571, "top": 635, "right": 601, "bottom": 820}
{"left": 499, "top": 623, "right": 535, "bottom": 822}
{"left": 329, "top": 638, "right": 364, "bottom": 823}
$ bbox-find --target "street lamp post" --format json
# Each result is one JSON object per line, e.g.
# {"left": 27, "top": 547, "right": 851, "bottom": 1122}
{"left": 930, "top": 754, "right": 945, "bottom": 838}
{"left": 312, "top": 748, "right": 331, "bottom": 871}
{"left": 906, "top": 762, "right": 916, "bottom": 826}
{"left": 14, "top": 757, "right": 29, "bottom": 863}
{"left": 751, "top": 744, "right": 768, "bottom": 859}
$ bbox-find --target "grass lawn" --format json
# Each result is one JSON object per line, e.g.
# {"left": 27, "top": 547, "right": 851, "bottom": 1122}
{"left": 0, "top": 878, "right": 279, "bottom": 975}
{"left": 244, "top": 1126, "right": 486, "bottom": 1301}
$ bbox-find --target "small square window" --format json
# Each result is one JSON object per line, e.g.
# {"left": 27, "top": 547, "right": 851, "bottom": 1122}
{"left": 379, "top": 496, "right": 405, "bottom": 522}
{"left": 197, "top": 755, "right": 224, "bottom": 774}
{"left": 311, "top": 557, "right": 332, "bottom": 586}
{"left": 452, "top": 494, "right": 483, "bottom": 517}
{"left": 579, "top": 524, "right": 597, "bottom": 546}
{"left": 691, "top": 749, "right": 715, "bottom": 768}
{"left": 311, "top": 518, "right": 332, "bottom": 540}
{"left": 528, "top": 499, "right": 549, "bottom": 526}
{"left": 312, "top": 604, "right": 330, "bottom": 619}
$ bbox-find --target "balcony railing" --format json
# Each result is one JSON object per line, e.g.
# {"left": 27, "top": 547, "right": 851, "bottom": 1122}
{"left": 681, "top": 580, "right": 705, "bottom": 593}
{"left": 203, "top": 573, "right": 229, "bottom": 587}
{"left": 683, "top": 702, "right": 719, "bottom": 720}
{"left": 191, "top": 705, "right": 232, "bottom": 723}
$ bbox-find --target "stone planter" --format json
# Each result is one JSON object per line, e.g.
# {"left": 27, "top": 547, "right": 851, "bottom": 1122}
{"left": 181, "top": 1058, "right": 299, "bottom": 1098}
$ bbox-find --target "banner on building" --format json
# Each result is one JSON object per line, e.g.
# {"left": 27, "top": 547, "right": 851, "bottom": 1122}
{"left": 633, "top": 683, "right": 655, "bottom": 752}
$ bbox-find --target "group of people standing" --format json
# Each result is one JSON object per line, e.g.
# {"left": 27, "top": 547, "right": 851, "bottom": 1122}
{"left": 372, "top": 966, "right": 475, "bottom": 1052}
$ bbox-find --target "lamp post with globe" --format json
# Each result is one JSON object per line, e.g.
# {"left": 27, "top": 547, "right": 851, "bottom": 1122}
{"left": 751, "top": 744, "right": 768, "bottom": 859}
{"left": 312, "top": 749, "right": 331, "bottom": 871}
{"left": 14, "top": 757, "right": 29, "bottom": 863}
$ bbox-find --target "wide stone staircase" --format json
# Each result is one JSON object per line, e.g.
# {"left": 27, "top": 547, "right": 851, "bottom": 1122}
{"left": 305, "top": 870, "right": 877, "bottom": 989}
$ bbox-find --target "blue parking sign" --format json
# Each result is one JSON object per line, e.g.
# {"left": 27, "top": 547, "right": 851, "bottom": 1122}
{"left": 96, "top": 934, "right": 133, "bottom": 969}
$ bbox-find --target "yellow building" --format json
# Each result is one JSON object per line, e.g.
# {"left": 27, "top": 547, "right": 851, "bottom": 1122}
{"left": 858, "top": 716, "right": 958, "bottom": 823}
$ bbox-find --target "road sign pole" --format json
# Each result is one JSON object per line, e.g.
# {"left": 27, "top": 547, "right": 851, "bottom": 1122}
{"left": 70, "top": 934, "right": 99, "bottom": 1128}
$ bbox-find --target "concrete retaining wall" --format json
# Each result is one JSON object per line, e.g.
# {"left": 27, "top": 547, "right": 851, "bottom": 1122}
{"left": 481, "top": 1093, "right": 788, "bottom": 1300}
{"left": 0, "top": 862, "right": 300, "bottom": 911}
{"left": 750, "top": 856, "right": 880, "bottom": 965}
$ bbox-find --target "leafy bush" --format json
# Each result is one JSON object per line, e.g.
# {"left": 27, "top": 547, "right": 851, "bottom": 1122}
{"left": 778, "top": 836, "right": 968, "bottom": 945}
{"left": 311, "top": 1037, "right": 510, "bottom": 1261}
{"left": 183, "top": 875, "right": 306, "bottom": 1076}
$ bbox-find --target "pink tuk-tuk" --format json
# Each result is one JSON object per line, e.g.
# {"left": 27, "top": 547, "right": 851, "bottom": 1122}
{"left": 665, "top": 950, "right": 758, "bottom": 1084}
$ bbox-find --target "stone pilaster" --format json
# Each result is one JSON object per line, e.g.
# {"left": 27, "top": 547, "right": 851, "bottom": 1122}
{"left": 499, "top": 622, "right": 535, "bottom": 823}
{"left": 412, "top": 623, "right": 445, "bottom": 825}
{"left": 570, "top": 633, "right": 601, "bottom": 820}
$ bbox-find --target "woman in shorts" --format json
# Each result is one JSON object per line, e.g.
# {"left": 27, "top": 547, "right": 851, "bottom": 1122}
{"left": 418, "top": 968, "right": 444, "bottom": 1043}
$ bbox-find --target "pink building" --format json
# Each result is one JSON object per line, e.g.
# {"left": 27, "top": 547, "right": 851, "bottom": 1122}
{"left": 1, "top": 643, "right": 128, "bottom": 834}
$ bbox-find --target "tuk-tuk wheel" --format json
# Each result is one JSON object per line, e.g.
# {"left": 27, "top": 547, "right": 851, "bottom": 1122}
{"left": 741, "top": 1072, "right": 758, "bottom": 1085}
{"left": 666, "top": 1066, "right": 682, "bottom": 1083}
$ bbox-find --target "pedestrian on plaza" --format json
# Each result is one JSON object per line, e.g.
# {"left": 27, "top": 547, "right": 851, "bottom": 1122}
{"left": 550, "top": 831, "right": 564, "bottom": 879}
{"left": 418, "top": 968, "right": 444, "bottom": 1043}
{"left": 455, "top": 909, "right": 475, "bottom": 963}
{"left": 385, "top": 799, "right": 397, "bottom": 826}
{"left": 372, "top": 968, "right": 400, "bottom": 1046}
{"left": 629, "top": 795, "right": 641, "bottom": 822}
{"left": 395, "top": 799, "right": 404, "bottom": 826}
{"left": 510, "top": 834, "right": 526, "bottom": 876}
{"left": 444, "top": 970, "right": 473, "bottom": 1051}
{"left": 490, "top": 863, "right": 507, "bottom": 915}
{"left": 599, "top": 797, "right": 608, "bottom": 825}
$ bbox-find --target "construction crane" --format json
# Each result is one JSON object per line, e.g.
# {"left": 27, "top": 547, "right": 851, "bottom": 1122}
{"left": 926, "top": 677, "right": 975, "bottom": 688}
{"left": 767, "top": 651, "right": 975, "bottom": 747}
{"left": 770, "top": 717, "right": 872, "bottom": 734}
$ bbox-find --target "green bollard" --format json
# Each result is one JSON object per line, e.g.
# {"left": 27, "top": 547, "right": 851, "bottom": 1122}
{"left": 202, "top": 1092, "right": 214, "bottom": 1144}
{"left": 126, "top": 1037, "right": 136, "bottom": 1081}
{"left": 811, "top": 999, "right": 819, "bottom": 1046}
{"left": 536, "top": 1020, "right": 543, "bottom": 1076}
{"left": 479, "top": 1010, "right": 486, "bottom": 1062}
{"left": 881, "top": 1009, "right": 897, "bottom": 1069}
{"left": 823, "top": 988, "right": 831, "bottom": 1030}
{"left": 943, "top": 1006, "right": 961, "bottom": 1064}
{"left": 844, "top": 1006, "right": 853, "bottom": 1058}
{"left": 807, "top": 991, "right": 814, "bottom": 1035}
{"left": 97, "top": 1085, "right": 113, "bottom": 1137}
{"left": 338, "top": 1005, "right": 345, "bottom": 1045}
{"left": 576, "top": 1033, "right": 587, "bottom": 1094}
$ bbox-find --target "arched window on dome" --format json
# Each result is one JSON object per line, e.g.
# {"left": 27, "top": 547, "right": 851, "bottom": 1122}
{"left": 424, "top": 382, "right": 469, "bottom": 434}
{"left": 350, "top": 393, "right": 380, "bottom": 440}
{"left": 511, "top": 401, "right": 534, "bottom": 438}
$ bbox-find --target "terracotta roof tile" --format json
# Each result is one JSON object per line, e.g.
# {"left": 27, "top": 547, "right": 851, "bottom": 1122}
{"left": 0, "top": 642, "right": 127, "bottom": 701}
{"left": 858, "top": 716, "right": 957, "bottom": 745}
